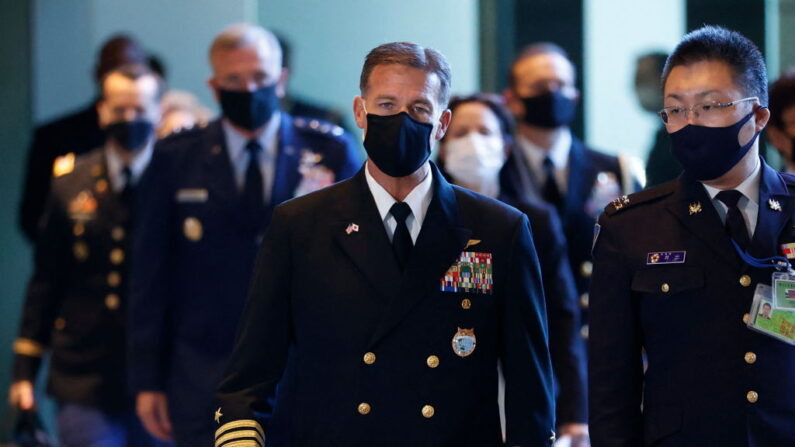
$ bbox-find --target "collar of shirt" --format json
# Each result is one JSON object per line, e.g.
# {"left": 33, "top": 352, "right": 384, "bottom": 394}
{"left": 702, "top": 158, "right": 762, "bottom": 237}
{"left": 222, "top": 113, "right": 281, "bottom": 197}
{"left": 104, "top": 141, "right": 154, "bottom": 192}
{"left": 364, "top": 161, "right": 434, "bottom": 244}
{"left": 517, "top": 128, "right": 572, "bottom": 193}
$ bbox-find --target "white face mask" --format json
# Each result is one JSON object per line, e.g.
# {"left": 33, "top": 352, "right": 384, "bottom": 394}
{"left": 443, "top": 132, "right": 506, "bottom": 195}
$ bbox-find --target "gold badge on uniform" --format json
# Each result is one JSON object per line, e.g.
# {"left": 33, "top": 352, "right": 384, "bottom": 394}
{"left": 183, "top": 217, "right": 203, "bottom": 241}
{"left": 452, "top": 327, "right": 476, "bottom": 357}
{"left": 95, "top": 179, "right": 109, "bottom": 194}
{"left": 68, "top": 191, "right": 98, "bottom": 221}
{"left": 689, "top": 202, "right": 702, "bottom": 215}
{"left": 52, "top": 153, "right": 75, "bottom": 177}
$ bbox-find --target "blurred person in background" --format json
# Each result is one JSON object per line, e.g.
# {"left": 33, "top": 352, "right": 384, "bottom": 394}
{"left": 157, "top": 90, "right": 213, "bottom": 138}
{"left": 768, "top": 67, "right": 795, "bottom": 174}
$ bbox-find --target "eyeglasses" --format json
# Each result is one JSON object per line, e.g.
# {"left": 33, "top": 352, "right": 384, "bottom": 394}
{"left": 658, "top": 96, "right": 758, "bottom": 126}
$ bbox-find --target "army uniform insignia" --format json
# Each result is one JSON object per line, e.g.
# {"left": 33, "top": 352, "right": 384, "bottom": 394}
{"left": 214, "top": 407, "right": 223, "bottom": 424}
{"left": 176, "top": 188, "right": 209, "bottom": 203}
{"left": 452, "top": 327, "right": 477, "bottom": 357}
{"left": 769, "top": 199, "right": 782, "bottom": 211}
{"left": 689, "top": 202, "right": 702, "bottom": 215}
{"left": 647, "top": 251, "right": 686, "bottom": 265}
{"left": 781, "top": 243, "right": 795, "bottom": 259}
{"left": 68, "top": 191, "right": 98, "bottom": 221}
{"left": 52, "top": 153, "right": 75, "bottom": 177}
{"left": 440, "top": 251, "right": 493, "bottom": 294}
{"left": 464, "top": 239, "right": 481, "bottom": 249}
{"left": 183, "top": 217, "right": 203, "bottom": 241}
{"left": 345, "top": 223, "right": 359, "bottom": 235}
{"left": 611, "top": 195, "right": 630, "bottom": 211}
{"left": 294, "top": 150, "right": 334, "bottom": 197}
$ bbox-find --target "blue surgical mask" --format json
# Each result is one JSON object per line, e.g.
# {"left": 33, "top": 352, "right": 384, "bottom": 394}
{"left": 670, "top": 110, "right": 762, "bottom": 181}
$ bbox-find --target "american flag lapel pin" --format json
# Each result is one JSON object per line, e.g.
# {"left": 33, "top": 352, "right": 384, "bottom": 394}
{"left": 346, "top": 223, "right": 359, "bottom": 235}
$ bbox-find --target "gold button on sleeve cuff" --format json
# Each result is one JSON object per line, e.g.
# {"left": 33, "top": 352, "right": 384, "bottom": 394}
{"left": 13, "top": 338, "right": 45, "bottom": 357}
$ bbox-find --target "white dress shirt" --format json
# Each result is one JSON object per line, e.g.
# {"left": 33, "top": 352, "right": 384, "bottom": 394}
{"left": 517, "top": 129, "right": 572, "bottom": 194}
{"left": 702, "top": 158, "right": 762, "bottom": 238}
{"left": 364, "top": 161, "right": 433, "bottom": 244}
{"left": 105, "top": 141, "right": 154, "bottom": 193}
{"left": 222, "top": 113, "right": 281, "bottom": 202}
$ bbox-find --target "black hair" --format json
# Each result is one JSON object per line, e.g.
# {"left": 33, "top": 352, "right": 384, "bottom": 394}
{"left": 662, "top": 25, "right": 768, "bottom": 104}
{"left": 770, "top": 67, "right": 795, "bottom": 129}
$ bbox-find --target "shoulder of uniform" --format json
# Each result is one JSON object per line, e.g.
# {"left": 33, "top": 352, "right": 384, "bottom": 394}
{"left": 292, "top": 116, "right": 346, "bottom": 139}
{"left": 603, "top": 180, "right": 677, "bottom": 216}
{"left": 781, "top": 172, "right": 795, "bottom": 188}
{"left": 158, "top": 121, "right": 209, "bottom": 146}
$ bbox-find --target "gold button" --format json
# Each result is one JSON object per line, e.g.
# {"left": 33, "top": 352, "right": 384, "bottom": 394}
{"left": 579, "top": 293, "right": 589, "bottom": 309}
{"left": 426, "top": 355, "right": 440, "bottom": 368}
{"left": 747, "top": 390, "right": 758, "bottom": 403}
{"left": 107, "top": 271, "right": 122, "bottom": 287}
{"left": 363, "top": 352, "right": 376, "bottom": 365}
{"left": 105, "top": 293, "right": 120, "bottom": 310}
{"left": 740, "top": 275, "right": 752, "bottom": 287}
{"left": 73, "top": 241, "right": 89, "bottom": 261}
{"left": 91, "top": 165, "right": 103, "bottom": 177}
{"left": 54, "top": 318, "right": 66, "bottom": 330}
{"left": 357, "top": 402, "right": 371, "bottom": 415}
{"left": 111, "top": 226, "right": 125, "bottom": 241}
{"left": 73, "top": 222, "right": 85, "bottom": 236}
{"left": 95, "top": 179, "right": 109, "bottom": 194}
{"left": 580, "top": 261, "right": 593, "bottom": 277}
{"left": 661, "top": 283, "right": 670, "bottom": 293}
{"left": 110, "top": 248, "right": 125, "bottom": 265}
{"left": 743, "top": 313, "right": 751, "bottom": 324}
{"left": 744, "top": 352, "right": 757, "bottom": 364}
{"left": 461, "top": 298, "right": 472, "bottom": 310}
{"left": 421, "top": 405, "right": 435, "bottom": 418}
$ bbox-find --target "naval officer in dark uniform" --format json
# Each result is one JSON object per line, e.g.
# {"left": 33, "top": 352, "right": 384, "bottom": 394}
{"left": 500, "top": 43, "right": 642, "bottom": 344}
{"left": 589, "top": 26, "right": 795, "bottom": 446}
{"left": 214, "top": 41, "right": 555, "bottom": 447}
{"left": 9, "top": 64, "right": 163, "bottom": 447}
{"left": 129, "top": 24, "right": 361, "bottom": 447}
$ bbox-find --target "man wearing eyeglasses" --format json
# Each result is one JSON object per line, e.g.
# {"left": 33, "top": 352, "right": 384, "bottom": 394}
{"left": 589, "top": 26, "right": 795, "bottom": 446}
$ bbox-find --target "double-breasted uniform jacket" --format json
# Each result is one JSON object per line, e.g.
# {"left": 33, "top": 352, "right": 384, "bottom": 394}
{"left": 13, "top": 147, "right": 136, "bottom": 411}
{"left": 500, "top": 137, "right": 639, "bottom": 340}
{"left": 214, "top": 163, "right": 556, "bottom": 447}
{"left": 129, "top": 113, "right": 361, "bottom": 446}
{"left": 589, "top": 160, "right": 795, "bottom": 446}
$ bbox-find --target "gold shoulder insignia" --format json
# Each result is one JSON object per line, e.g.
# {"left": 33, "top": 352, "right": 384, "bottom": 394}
{"left": 52, "top": 153, "right": 76, "bottom": 177}
{"left": 611, "top": 195, "right": 630, "bottom": 211}
{"left": 13, "top": 338, "right": 45, "bottom": 357}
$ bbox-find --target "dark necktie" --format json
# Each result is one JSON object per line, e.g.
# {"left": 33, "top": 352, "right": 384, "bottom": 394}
{"left": 716, "top": 190, "right": 751, "bottom": 250}
{"left": 243, "top": 140, "right": 267, "bottom": 225}
{"left": 390, "top": 202, "right": 413, "bottom": 270}
{"left": 542, "top": 156, "right": 563, "bottom": 211}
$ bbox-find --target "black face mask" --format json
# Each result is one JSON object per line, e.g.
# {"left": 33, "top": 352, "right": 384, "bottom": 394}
{"left": 218, "top": 83, "right": 279, "bottom": 130}
{"left": 363, "top": 112, "right": 433, "bottom": 177}
{"left": 521, "top": 90, "right": 577, "bottom": 128}
{"left": 106, "top": 120, "right": 154, "bottom": 151}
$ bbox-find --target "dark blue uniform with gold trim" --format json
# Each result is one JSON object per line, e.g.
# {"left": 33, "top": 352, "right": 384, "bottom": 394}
{"left": 214, "top": 163, "right": 556, "bottom": 447}
{"left": 129, "top": 112, "right": 361, "bottom": 447}
{"left": 589, "top": 160, "right": 795, "bottom": 446}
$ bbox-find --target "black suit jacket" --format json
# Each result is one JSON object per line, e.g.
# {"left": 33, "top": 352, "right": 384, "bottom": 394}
{"left": 19, "top": 103, "right": 106, "bottom": 242}
{"left": 589, "top": 160, "right": 795, "bottom": 446}
{"left": 215, "top": 163, "right": 556, "bottom": 447}
{"left": 13, "top": 148, "right": 134, "bottom": 410}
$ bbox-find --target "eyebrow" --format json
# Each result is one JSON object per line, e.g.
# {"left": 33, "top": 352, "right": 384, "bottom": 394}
{"left": 665, "top": 89, "right": 723, "bottom": 100}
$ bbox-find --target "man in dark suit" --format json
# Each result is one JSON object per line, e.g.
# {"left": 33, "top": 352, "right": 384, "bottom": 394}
{"left": 589, "top": 26, "right": 795, "bottom": 446}
{"left": 9, "top": 64, "right": 163, "bottom": 447}
{"left": 18, "top": 35, "right": 149, "bottom": 242}
{"left": 500, "top": 43, "right": 641, "bottom": 346}
{"left": 214, "top": 41, "right": 556, "bottom": 447}
{"left": 129, "top": 24, "right": 361, "bottom": 447}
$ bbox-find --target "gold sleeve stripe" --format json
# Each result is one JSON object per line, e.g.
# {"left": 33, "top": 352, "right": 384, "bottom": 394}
{"left": 13, "top": 338, "right": 45, "bottom": 357}
{"left": 214, "top": 420, "right": 264, "bottom": 441}
{"left": 215, "top": 430, "right": 264, "bottom": 447}
{"left": 218, "top": 440, "right": 260, "bottom": 447}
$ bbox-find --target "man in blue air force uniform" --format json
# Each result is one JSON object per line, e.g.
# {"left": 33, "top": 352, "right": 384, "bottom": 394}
{"left": 589, "top": 26, "right": 795, "bottom": 446}
{"left": 129, "top": 23, "right": 361, "bottom": 447}
{"left": 213, "top": 42, "right": 556, "bottom": 447}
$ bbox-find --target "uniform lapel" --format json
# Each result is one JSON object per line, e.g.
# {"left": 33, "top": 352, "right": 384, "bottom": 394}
{"left": 204, "top": 120, "right": 250, "bottom": 229}
{"left": 271, "top": 112, "right": 301, "bottom": 206}
{"left": 665, "top": 174, "right": 741, "bottom": 268}
{"left": 368, "top": 163, "right": 472, "bottom": 347}
{"left": 749, "top": 161, "right": 793, "bottom": 259}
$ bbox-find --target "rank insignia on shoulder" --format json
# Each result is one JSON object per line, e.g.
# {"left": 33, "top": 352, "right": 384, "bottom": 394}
{"left": 452, "top": 327, "right": 476, "bottom": 357}
{"left": 689, "top": 202, "right": 702, "bottom": 215}
{"left": 781, "top": 243, "right": 795, "bottom": 259}
{"left": 611, "top": 195, "right": 630, "bottom": 211}
{"left": 441, "top": 251, "right": 493, "bottom": 294}
{"left": 647, "top": 251, "right": 686, "bottom": 265}
{"left": 52, "top": 153, "right": 75, "bottom": 177}
{"left": 769, "top": 198, "right": 782, "bottom": 212}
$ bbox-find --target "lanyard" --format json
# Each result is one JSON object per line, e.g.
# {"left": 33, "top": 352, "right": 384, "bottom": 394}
{"left": 731, "top": 239, "right": 792, "bottom": 272}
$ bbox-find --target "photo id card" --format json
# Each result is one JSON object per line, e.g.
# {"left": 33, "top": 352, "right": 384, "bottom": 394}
{"left": 748, "top": 283, "right": 795, "bottom": 345}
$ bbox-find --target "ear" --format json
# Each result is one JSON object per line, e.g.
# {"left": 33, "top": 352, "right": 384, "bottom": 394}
{"left": 434, "top": 109, "right": 452, "bottom": 140}
{"left": 504, "top": 87, "right": 524, "bottom": 118}
{"left": 353, "top": 96, "right": 367, "bottom": 130}
{"left": 96, "top": 100, "right": 110, "bottom": 129}
{"left": 753, "top": 105, "right": 770, "bottom": 133}
{"left": 207, "top": 77, "right": 221, "bottom": 103}
{"left": 275, "top": 68, "right": 289, "bottom": 98}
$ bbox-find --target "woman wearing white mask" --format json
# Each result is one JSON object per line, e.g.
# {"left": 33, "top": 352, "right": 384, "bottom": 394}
{"left": 438, "top": 93, "right": 591, "bottom": 447}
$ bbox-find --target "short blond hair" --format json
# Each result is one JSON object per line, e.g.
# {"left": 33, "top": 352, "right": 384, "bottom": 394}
{"left": 209, "top": 23, "right": 282, "bottom": 73}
